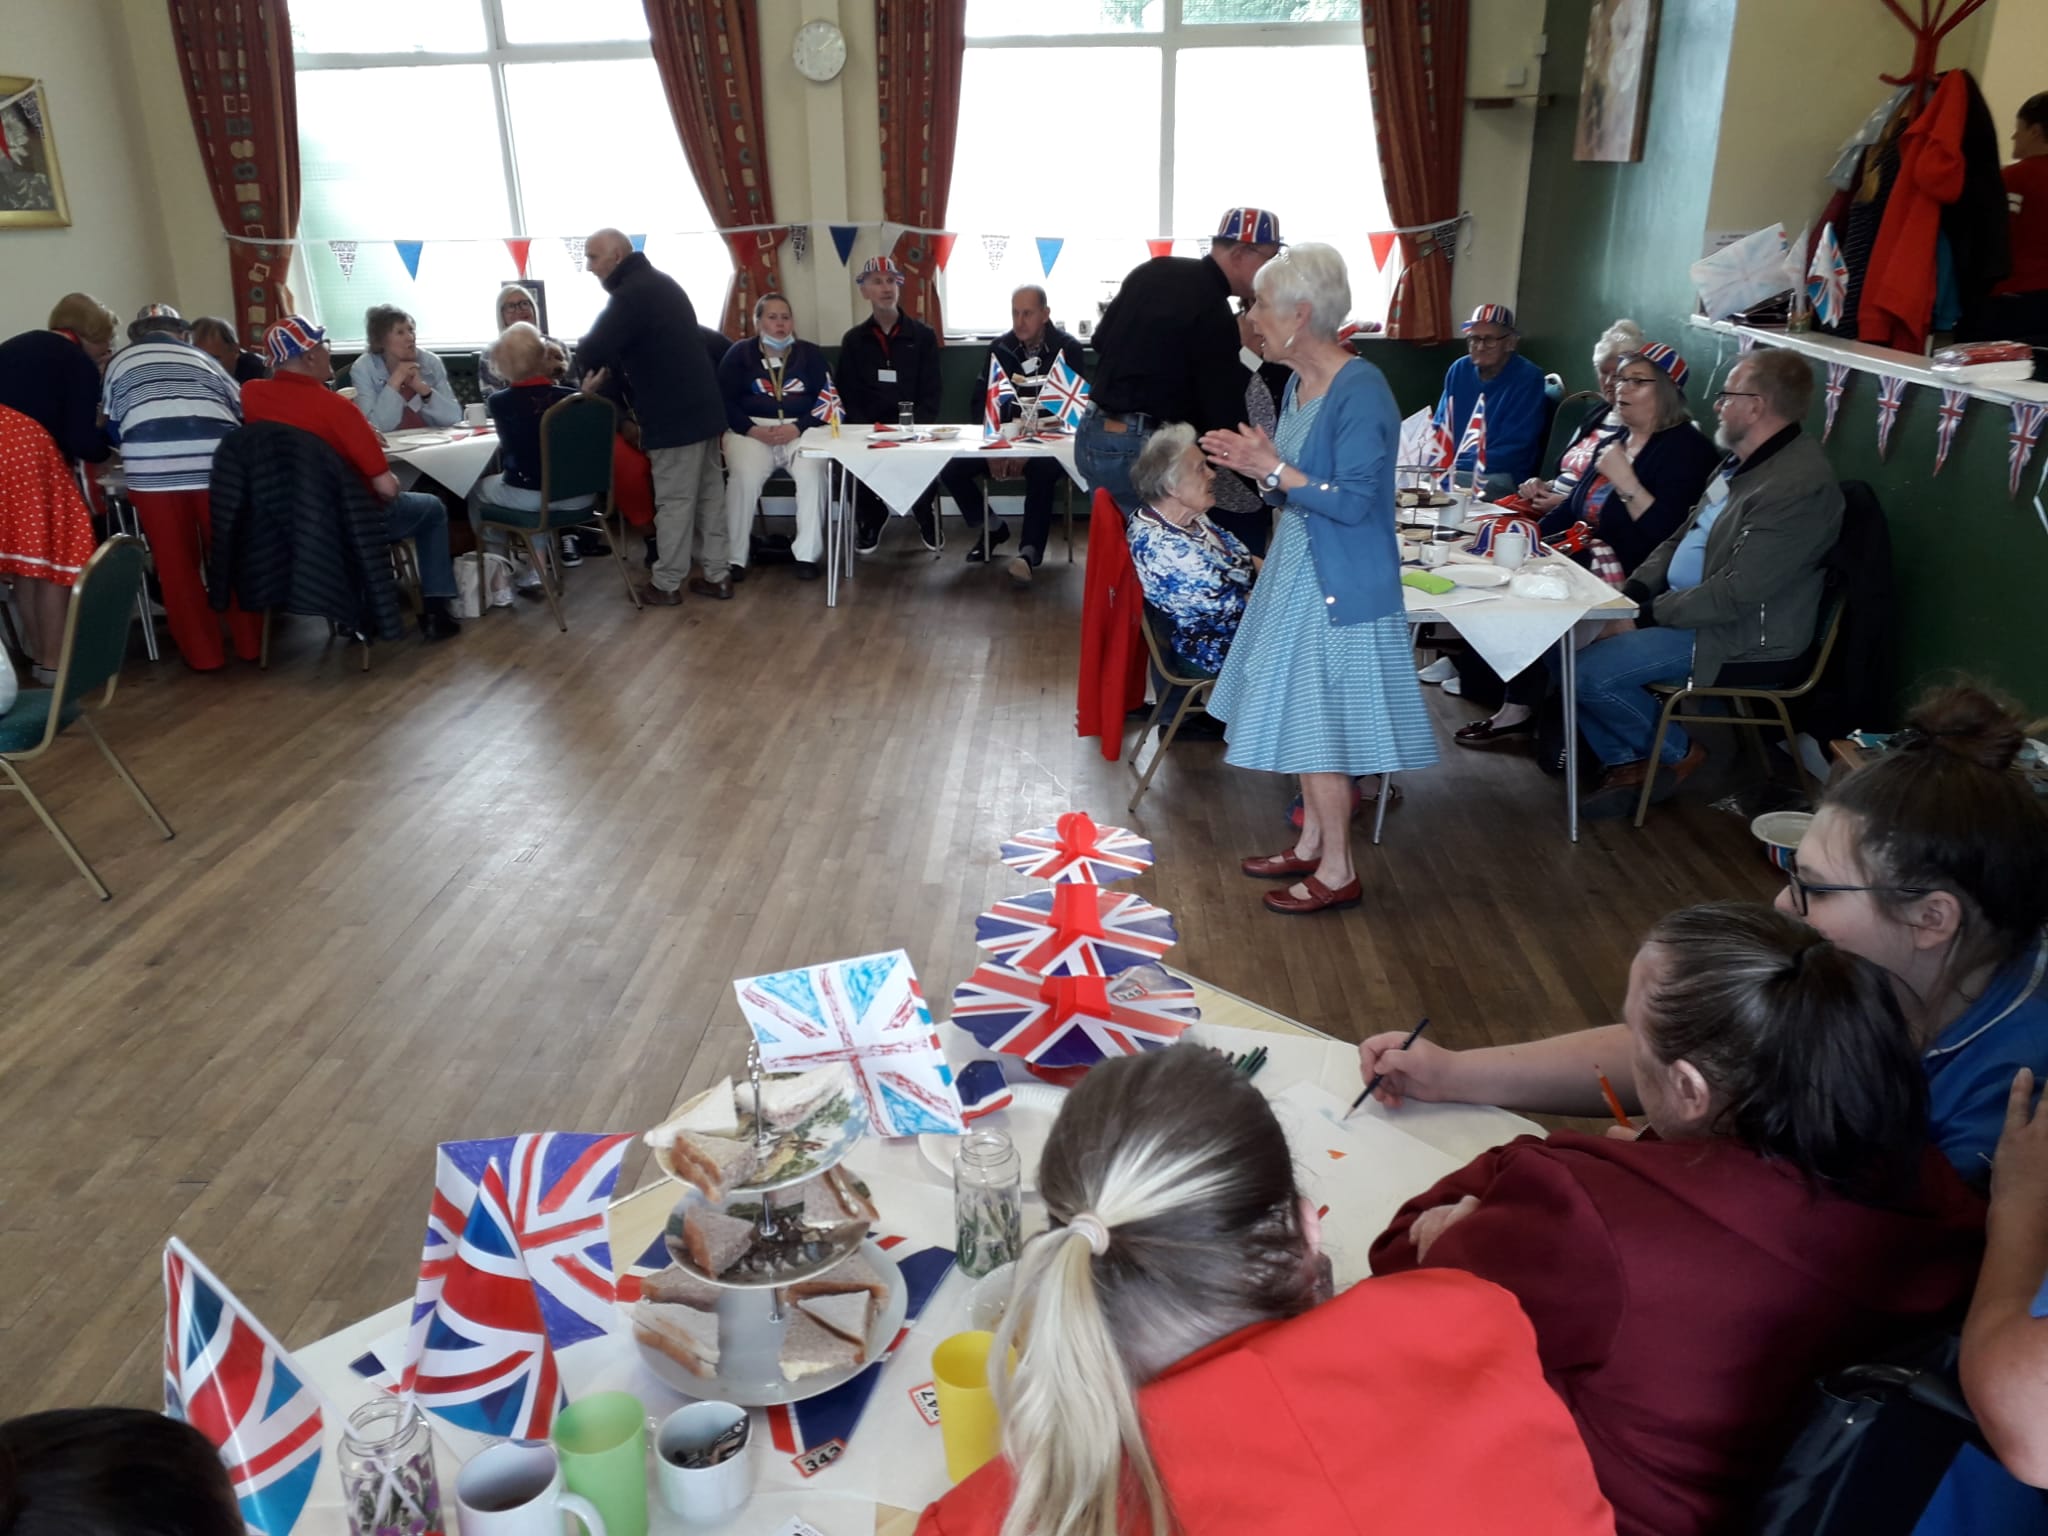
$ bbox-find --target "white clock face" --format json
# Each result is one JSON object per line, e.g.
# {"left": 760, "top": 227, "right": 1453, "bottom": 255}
{"left": 793, "top": 21, "right": 847, "bottom": 83}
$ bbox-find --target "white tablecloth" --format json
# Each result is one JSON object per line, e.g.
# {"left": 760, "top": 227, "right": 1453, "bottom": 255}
{"left": 797, "top": 425, "right": 1083, "bottom": 516}
{"left": 1404, "top": 549, "right": 1635, "bottom": 679}
{"left": 384, "top": 427, "right": 501, "bottom": 498}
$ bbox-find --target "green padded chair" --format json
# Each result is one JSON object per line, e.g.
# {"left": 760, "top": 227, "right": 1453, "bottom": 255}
{"left": 476, "top": 393, "right": 635, "bottom": 631}
{"left": 1, "top": 536, "right": 174, "bottom": 900}
{"left": 1541, "top": 390, "right": 1602, "bottom": 480}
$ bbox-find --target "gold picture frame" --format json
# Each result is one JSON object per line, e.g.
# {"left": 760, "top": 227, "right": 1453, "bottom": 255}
{"left": 0, "top": 76, "right": 71, "bottom": 229}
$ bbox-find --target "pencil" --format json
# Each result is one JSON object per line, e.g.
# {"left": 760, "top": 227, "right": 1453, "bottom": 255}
{"left": 1595, "top": 1067, "right": 1634, "bottom": 1130}
{"left": 1347, "top": 1017, "right": 1430, "bottom": 1118}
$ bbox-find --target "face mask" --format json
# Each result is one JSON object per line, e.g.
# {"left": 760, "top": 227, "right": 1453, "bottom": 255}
{"left": 760, "top": 333, "right": 795, "bottom": 351}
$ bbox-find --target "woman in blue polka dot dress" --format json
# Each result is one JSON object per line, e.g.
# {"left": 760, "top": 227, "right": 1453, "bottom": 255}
{"left": 1201, "top": 244, "right": 1438, "bottom": 915}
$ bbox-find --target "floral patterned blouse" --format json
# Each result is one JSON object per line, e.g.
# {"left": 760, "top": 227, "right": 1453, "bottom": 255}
{"left": 1127, "top": 504, "right": 1256, "bottom": 677}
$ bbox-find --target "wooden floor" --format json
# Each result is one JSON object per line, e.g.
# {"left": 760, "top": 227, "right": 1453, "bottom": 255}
{"left": 0, "top": 523, "right": 1779, "bottom": 1411}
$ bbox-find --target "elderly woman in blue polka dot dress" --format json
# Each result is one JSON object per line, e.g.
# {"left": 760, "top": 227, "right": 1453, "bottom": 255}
{"left": 1200, "top": 243, "right": 1439, "bottom": 916}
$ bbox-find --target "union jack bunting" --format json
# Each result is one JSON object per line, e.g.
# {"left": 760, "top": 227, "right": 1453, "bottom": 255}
{"left": 1808, "top": 224, "right": 1848, "bottom": 328}
{"left": 973, "top": 884, "right": 1178, "bottom": 978}
{"left": 1823, "top": 363, "right": 1850, "bottom": 442}
{"left": 1040, "top": 353, "right": 1091, "bottom": 430}
{"left": 1875, "top": 375, "right": 1909, "bottom": 461}
{"left": 950, "top": 963, "right": 1199, "bottom": 1069}
{"left": 735, "top": 949, "right": 965, "bottom": 1137}
{"left": 2010, "top": 402, "right": 2048, "bottom": 499}
{"left": 1934, "top": 388, "right": 1969, "bottom": 476}
{"left": 982, "top": 353, "right": 1017, "bottom": 441}
{"left": 1455, "top": 393, "right": 1488, "bottom": 484}
{"left": 404, "top": 1131, "right": 631, "bottom": 1380}
{"left": 163, "top": 1239, "right": 326, "bottom": 1536}
{"left": 998, "top": 811, "right": 1154, "bottom": 885}
{"left": 410, "top": 1162, "right": 565, "bottom": 1440}
{"left": 811, "top": 375, "right": 843, "bottom": 425}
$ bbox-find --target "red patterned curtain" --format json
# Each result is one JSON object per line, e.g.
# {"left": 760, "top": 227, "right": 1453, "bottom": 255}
{"left": 167, "top": 0, "right": 300, "bottom": 338}
{"left": 1362, "top": 0, "right": 1468, "bottom": 342}
{"left": 645, "top": 0, "right": 783, "bottom": 336}
{"left": 876, "top": 0, "right": 965, "bottom": 334}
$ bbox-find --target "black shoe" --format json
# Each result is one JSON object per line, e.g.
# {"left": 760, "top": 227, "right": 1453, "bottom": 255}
{"left": 418, "top": 609, "right": 461, "bottom": 642}
{"left": 964, "top": 521, "right": 1012, "bottom": 562}
{"left": 728, "top": 563, "right": 747, "bottom": 583}
{"left": 794, "top": 561, "right": 821, "bottom": 581}
{"left": 559, "top": 534, "right": 584, "bottom": 567}
{"left": 643, "top": 535, "right": 658, "bottom": 569}
{"left": 915, "top": 506, "right": 943, "bottom": 552}
{"left": 855, "top": 522, "right": 883, "bottom": 555}
{"left": 580, "top": 531, "right": 611, "bottom": 556}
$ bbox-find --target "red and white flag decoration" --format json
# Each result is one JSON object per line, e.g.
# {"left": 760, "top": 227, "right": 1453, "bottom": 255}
{"left": 1933, "top": 388, "right": 1968, "bottom": 476}
{"left": 1369, "top": 231, "right": 1398, "bottom": 272}
{"left": 505, "top": 238, "right": 532, "bottom": 279}
{"left": 2009, "top": 401, "right": 2048, "bottom": 499}
{"left": 329, "top": 240, "right": 357, "bottom": 281}
{"left": 1875, "top": 374, "right": 1909, "bottom": 461}
{"left": 1823, "top": 363, "right": 1850, "bottom": 442}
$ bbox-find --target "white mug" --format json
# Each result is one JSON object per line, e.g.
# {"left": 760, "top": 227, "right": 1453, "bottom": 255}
{"left": 463, "top": 402, "right": 489, "bottom": 427}
{"left": 1418, "top": 540, "right": 1449, "bottom": 568}
{"left": 456, "top": 1443, "right": 606, "bottom": 1536}
{"left": 654, "top": 1402, "right": 751, "bottom": 1523}
{"left": 1493, "top": 529, "right": 1529, "bottom": 570}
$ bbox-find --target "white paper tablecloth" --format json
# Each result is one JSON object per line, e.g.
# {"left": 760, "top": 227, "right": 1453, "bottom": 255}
{"left": 1404, "top": 550, "right": 1635, "bottom": 678}
{"left": 384, "top": 427, "right": 501, "bottom": 498}
{"left": 798, "top": 425, "right": 1083, "bottom": 517}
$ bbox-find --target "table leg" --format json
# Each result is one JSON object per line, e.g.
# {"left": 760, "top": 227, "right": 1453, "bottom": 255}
{"left": 1065, "top": 479, "right": 1075, "bottom": 563}
{"left": 1563, "top": 635, "right": 1580, "bottom": 843}
{"left": 825, "top": 463, "right": 842, "bottom": 608}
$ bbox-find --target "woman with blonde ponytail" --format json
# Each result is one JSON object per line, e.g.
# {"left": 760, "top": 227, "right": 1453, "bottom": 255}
{"left": 916, "top": 1046, "right": 1614, "bottom": 1536}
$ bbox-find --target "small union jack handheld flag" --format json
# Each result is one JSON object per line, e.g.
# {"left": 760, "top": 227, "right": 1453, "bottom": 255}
{"left": 811, "top": 374, "right": 843, "bottom": 426}
{"left": 998, "top": 811, "right": 1154, "bottom": 885}
{"left": 1039, "top": 353, "right": 1091, "bottom": 429}
{"left": 974, "top": 884, "right": 1178, "bottom": 978}
{"left": 950, "top": 962, "right": 1199, "bottom": 1071}
{"left": 1456, "top": 392, "right": 1488, "bottom": 484}
{"left": 982, "top": 354, "right": 1017, "bottom": 441}
{"left": 1807, "top": 223, "right": 1848, "bottom": 328}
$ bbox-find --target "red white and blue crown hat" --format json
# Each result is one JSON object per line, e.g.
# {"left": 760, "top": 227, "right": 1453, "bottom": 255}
{"left": 1462, "top": 303, "right": 1518, "bottom": 334}
{"left": 265, "top": 315, "right": 328, "bottom": 366}
{"left": 1632, "top": 342, "right": 1690, "bottom": 390}
{"left": 1215, "top": 207, "right": 1282, "bottom": 246}
{"left": 858, "top": 256, "right": 904, "bottom": 281}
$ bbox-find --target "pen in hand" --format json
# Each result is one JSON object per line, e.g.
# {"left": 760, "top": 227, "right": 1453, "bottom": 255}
{"left": 1347, "top": 1017, "right": 1431, "bottom": 1119}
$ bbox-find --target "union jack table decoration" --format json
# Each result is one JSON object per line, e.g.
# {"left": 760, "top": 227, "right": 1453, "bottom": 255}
{"left": 982, "top": 354, "right": 1017, "bottom": 441}
{"left": 1040, "top": 354, "right": 1091, "bottom": 430}
{"left": 164, "top": 1238, "right": 328, "bottom": 1536}
{"left": 812, "top": 376, "right": 843, "bottom": 427}
{"left": 998, "top": 811, "right": 1154, "bottom": 885}
{"left": 735, "top": 949, "right": 965, "bottom": 1137}
{"left": 1933, "top": 388, "right": 1969, "bottom": 476}
{"left": 1823, "top": 363, "right": 1850, "bottom": 442}
{"left": 1456, "top": 393, "right": 1488, "bottom": 486}
{"left": 2010, "top": 401, "right": 2048, "bottom": 500}
{"left": 1427, "top": 396, "right": 1458, "bottom": 491}
{"left": 974, "top": 884, "right": 1178, "bottom": 978}
{"left": 950, "top": 962, "right": 1198, "bottom": 1069}
{"left": 1875, "top": 375, "right": 1909, "bottom": 461}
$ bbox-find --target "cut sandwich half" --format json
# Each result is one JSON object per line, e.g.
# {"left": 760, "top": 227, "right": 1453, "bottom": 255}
{"left": 796, "top": 1289, "right": 876, "bottom": 1355}
{"left": 779, "top": 1308, "right": 863, "bottom": 1382}
{"left": 663, "top": 1131, "right": 760, "bottom": 1202}
{"left": 787, "top": 1248, "right": 889, "bottom": 1305}
{"left": 644, "top": 1077, "right": 739, "bottom": 1146}
{"left": 640, "top": 1264, "right": 725, "bottom": 1311}
{"left": 670, "top": 1201, "right": 758, "bottom": 1278}
{"left": 737, "top": 1064, "right": 852, "bottom": 1132}
{"left": 632, "top": 1299, "right": 721, "bottom": 1377}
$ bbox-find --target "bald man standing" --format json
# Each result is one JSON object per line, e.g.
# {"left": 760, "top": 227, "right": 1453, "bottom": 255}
{"left": 578, "top": 228, "right": 733, "bottom": 602}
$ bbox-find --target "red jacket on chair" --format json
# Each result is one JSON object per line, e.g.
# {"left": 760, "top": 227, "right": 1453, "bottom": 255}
{"left": 1076, "top": 490, "right": 1146, "bottom": 761}
{"left": 1859, "top": 71, "right": 1972, "bottom": 353}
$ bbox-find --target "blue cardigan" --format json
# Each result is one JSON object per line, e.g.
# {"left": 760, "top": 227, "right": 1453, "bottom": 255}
{"left": 1280, "top": 357, "right": 1404, "bottom": 627}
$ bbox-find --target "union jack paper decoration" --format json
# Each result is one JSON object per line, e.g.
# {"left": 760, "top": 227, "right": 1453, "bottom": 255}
{"left": 2010, "top": 402, "right": 2048, "bottom": 499}
{"left": 164, "top": 1239, "right": 326, "bottom": 1536}
{"left": 951, "top": 962, "right": 1199, "bottom": 1069}
{"left": 1823, "top": 362, "right": 1850, "bottom": 442}
{"left": 974, "top": 884, "right": 1178, "bottom": 978}
{"left": 1875, "top": 375, "right": 1909, "bottom": 461}
{"left": 999, "top": 811, "right": 1154, "bottom": 885}
{"left": 1455, "top": 393, "right": 1488, "bottom": 485}
{"left": 811, "top": 375, "right": 843, "bottom": 425}
{"left": 1807, "top": 224, "right": 1848, "bottom": 328}
{"left": 409, "top": 1162, "right": 565, "bottom": 1440}
{"left": 982, "top": 354, "right": 1017, "bottom": 441}
{"left": 1040, "top": 354, "right": 1091, "bottom": 430}
{"left": 735, "top": 949, "right": 965, "bottom": 1137}
{"left": 1934, "top": 388, "right": 1969, "bottom": 476}
{"left": 956, "top": 1059, "right": 1015, "bottom": 1120}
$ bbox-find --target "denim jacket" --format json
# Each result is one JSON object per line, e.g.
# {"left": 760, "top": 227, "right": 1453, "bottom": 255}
{"left": 350, "top": 348, "right": 461, "bottom": 431}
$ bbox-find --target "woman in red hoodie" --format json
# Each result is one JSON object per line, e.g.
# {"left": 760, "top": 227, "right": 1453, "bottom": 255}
{"left": 1371, "top": 903, "right": 1986, "bottom": 1536}
{"left": 916, "top": 1045, "right": 1614, "bottom": 1536}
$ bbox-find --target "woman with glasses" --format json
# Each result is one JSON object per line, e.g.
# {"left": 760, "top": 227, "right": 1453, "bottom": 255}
{"left": 477, "top": 284, "right": 574, "bottom": 394}
{"left": 1432, "top": 303, "right": 1548, "bottom": 494}
{"left": 1514, "top": 318, "right": 1644, "bottom": 514}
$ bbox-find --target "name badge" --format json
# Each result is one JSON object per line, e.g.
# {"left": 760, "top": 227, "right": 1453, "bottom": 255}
{"left": 877, "top": 368, "right": 899, "bottom": 383}
{"left": 1021, "top": 356, "right": 1041, "bottom": 374}
{"left": 1702, "top": 475, "right": 1730, "bottom": 508}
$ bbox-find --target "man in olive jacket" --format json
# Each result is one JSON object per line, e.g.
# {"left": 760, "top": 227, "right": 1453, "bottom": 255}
{"left": 1576, "top": 350, "right": 1843, "bottom": 818}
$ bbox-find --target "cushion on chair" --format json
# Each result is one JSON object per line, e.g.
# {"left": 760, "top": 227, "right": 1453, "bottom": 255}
{"left": 0, "top": 689, "right": 83, "bottom": 754}
{"left": 476, "top": 497, "right": 598, "bottom": 531}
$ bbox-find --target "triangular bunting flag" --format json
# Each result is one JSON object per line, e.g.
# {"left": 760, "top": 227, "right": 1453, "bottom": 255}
{"left": 2009, "top": 401, "right": 2048, "bottom": 499}
{"left": 1432, "top": 220, "right": 1461, "bottom": 265}
{"left": 829, "top": 224, "right": 858, "bottom": 266}
{"left": 932, "top": 233, "right": 958, "bottom": 271}
{"left": 505, "top": 238, "right": 531, "bottom": 279}
{"left": 1933, "top": 388, "right": 1968, "bottom": 476}
{"left": 1875, "top": 374, "right": 1908, "bottom": 461}
{"left": 629, "top": 233, "right": 646, "bottom": 253}
{"left": 562, "top": 235, "right": 586, "bottom": 270}
{"left": 1738, "top": 333, "right": 1758, "bottom": 355}
{"left": 1822, "top": 363, "right": 1850, "bottom": 442}
{"left": 395, "top": 240, "right": 423, "bottom": 280}
{"left": 879, "top": 222, "right": 906, "bottom": 259}
{"left": 1197, "top": 237, "right": 1214, "bottom": 257}
{"left": 1036, "top": 237, "right": 1063, "bottom": 276}
{"left": 1368, "top": 231, "right": 1398, "bottom": 272}
{"left": 329, "top": 240, "right": 358, "bottom": 280}
{"left": 982, "top": 234, "right": 1010, "bottom": 268}
{"left": 1147, "top": 238, "right": 1173, "bottom": 260}
{"left": 788, "top": 224, "right": 809, "bottom": 262}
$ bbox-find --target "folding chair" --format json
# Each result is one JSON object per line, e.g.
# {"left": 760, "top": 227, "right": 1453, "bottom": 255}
{"left": 1128, "top": 603, "right": 1219, "bottom": 811}
{"left": 476, "top": 394, "right": 631, "bottom": 631}
{"left": 0, "top": 537, "right": 174, "bottom": 900}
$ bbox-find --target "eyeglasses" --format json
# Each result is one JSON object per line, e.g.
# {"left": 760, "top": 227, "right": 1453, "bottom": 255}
{"left": 1713, "top": 389, "right": 1762, "bottom": 404}
{"left": 1614, "top": 374, "right": 1662, "bottom": 389}
{"left": 1466, "top": 333, "right": 1511, "bottom": 346}
{"left": 1782, "top": 858, "right": 1932, "bottom": 917}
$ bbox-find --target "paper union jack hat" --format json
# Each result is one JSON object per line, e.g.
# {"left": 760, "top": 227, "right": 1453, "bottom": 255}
{"left": 265, "top": 316, "right": 327, "bottom": 366}
{"left": 1216, "top": 207, "right": 1281, "bottom": 246}
{"left": 1467, "top": 511, "right": 1543, "bottom": 560}
{"left": 1632, "top": 342, "right": 1690, "bottom": 390}
{"left": 858, "top": 256, "right": 904, "bottom": 281}
{"left": 1462, "top": 303, "right": 1518, "bottom": 334}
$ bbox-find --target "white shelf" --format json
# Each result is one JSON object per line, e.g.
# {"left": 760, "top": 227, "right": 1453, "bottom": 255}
{"left": 1686, "top": 315, "right": 2048, "bottom": 410}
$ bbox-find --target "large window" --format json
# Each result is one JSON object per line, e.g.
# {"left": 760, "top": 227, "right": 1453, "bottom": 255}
{"left": 942, "top": 0, "right": 1389, "bottom": 338}
{"left": 290, "top": 1, "right": 731, "bottom": 349}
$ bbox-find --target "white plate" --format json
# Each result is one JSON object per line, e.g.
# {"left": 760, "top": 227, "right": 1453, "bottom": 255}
{"left": 633, "top": 1240, "right": 908, "bottom": 1407}
{"left": 964, "top": 1261, "right": 1017, "bottom": 1332}
{"left": 1440, "top": 565, "right": 1511, "bottom": 588}
{"left": 918, "top": 1082, "right": 1067, "bottom": 1194}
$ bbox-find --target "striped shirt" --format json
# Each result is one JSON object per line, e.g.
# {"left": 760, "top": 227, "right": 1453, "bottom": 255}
{"left": 101, "top": 340, "right": 242, "bottom": 493}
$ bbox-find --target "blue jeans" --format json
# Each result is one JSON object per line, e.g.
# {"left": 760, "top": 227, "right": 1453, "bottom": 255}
{"left": 1073, "top": 408, "right": 1151, "bottom": 510}
{"left": 1575, "top": 624, "right": 1697, "bottom": 766}
{"left": 386, "top": 490, "right": 456, "bottom": 598}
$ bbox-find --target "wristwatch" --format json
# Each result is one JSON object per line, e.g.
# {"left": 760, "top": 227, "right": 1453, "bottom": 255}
{"left": 1262, "top": 463, "right": 1288, "bottom": 491}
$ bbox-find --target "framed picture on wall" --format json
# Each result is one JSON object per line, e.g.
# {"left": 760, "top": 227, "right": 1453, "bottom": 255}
{"left": 0, "top": 77, "right": 70, "bottom": 228}
{"left": 1574, "top": 0, "right": 1661, "bottom": 163}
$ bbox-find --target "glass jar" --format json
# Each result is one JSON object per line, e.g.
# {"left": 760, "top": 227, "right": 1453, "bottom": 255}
{"left": 339, "top": 1398, "right": 444, "bottom": 1536}
{"left": 954, "top": 1129, "right": 1023, "bottom": 1280}
{"left": 898, "top": 404, "right": 916, "bottom": 434}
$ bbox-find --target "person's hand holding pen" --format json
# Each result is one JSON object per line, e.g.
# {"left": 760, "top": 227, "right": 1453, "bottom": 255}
{"left": 1355, "top": 1026, "right": 1456, "bottom": 1110}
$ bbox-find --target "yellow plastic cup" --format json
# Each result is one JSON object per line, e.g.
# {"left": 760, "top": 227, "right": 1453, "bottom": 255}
{"left": 932, "top": 1330, "right": 1004, "bottom": 1484}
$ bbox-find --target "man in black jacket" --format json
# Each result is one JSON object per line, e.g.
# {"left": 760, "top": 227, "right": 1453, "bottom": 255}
{"left": 937, "top": 285, "right": 1084, "bottom": 584}
{"left": 578, "top": 228, "right": 733, "bottom": 602}
{"left": 837, "top": 256, "right": 943, "bottom": 553}
{"left": 1075, "top": 206, "right": 1281, "bottom": 508}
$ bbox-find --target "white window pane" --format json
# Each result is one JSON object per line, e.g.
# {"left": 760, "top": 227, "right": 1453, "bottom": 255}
{"left": 1183, "top": 0, "right": 1359, "bottom": 22}
{"left": 504, "top": 59, "right": 733, "bottom": 339}
{"left": 498, "top": 0, "right": 649, "bottom": 45}
{"left": 1171, "top": 46, "right": 1391, "bottom": 321}
{"left": 943, "top": 48, "right": 1161, "bottom": 335}
{"left": 291, "top": 0, "right": 486, "bottom": 55}
{"left": 966, "top": 0, "right": 1160, "bottom": 37}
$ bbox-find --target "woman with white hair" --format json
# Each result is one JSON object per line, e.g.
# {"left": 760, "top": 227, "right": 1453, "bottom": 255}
{"left": 1517, "top": 318, "right": 1646, "bottom": 514}
{"left": 1197, "top": 244, "right": 1438, "bottom": 916}
{"left": 1126, "top": 424, "right": 1256, "bottom": 678}
{"left": 912, "top": 1045, "right": 1615, "bottom": 1536}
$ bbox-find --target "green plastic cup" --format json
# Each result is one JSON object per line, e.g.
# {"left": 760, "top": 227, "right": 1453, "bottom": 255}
{"left": 550, "top": 1392, "right": 648, "bottom": 1536}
